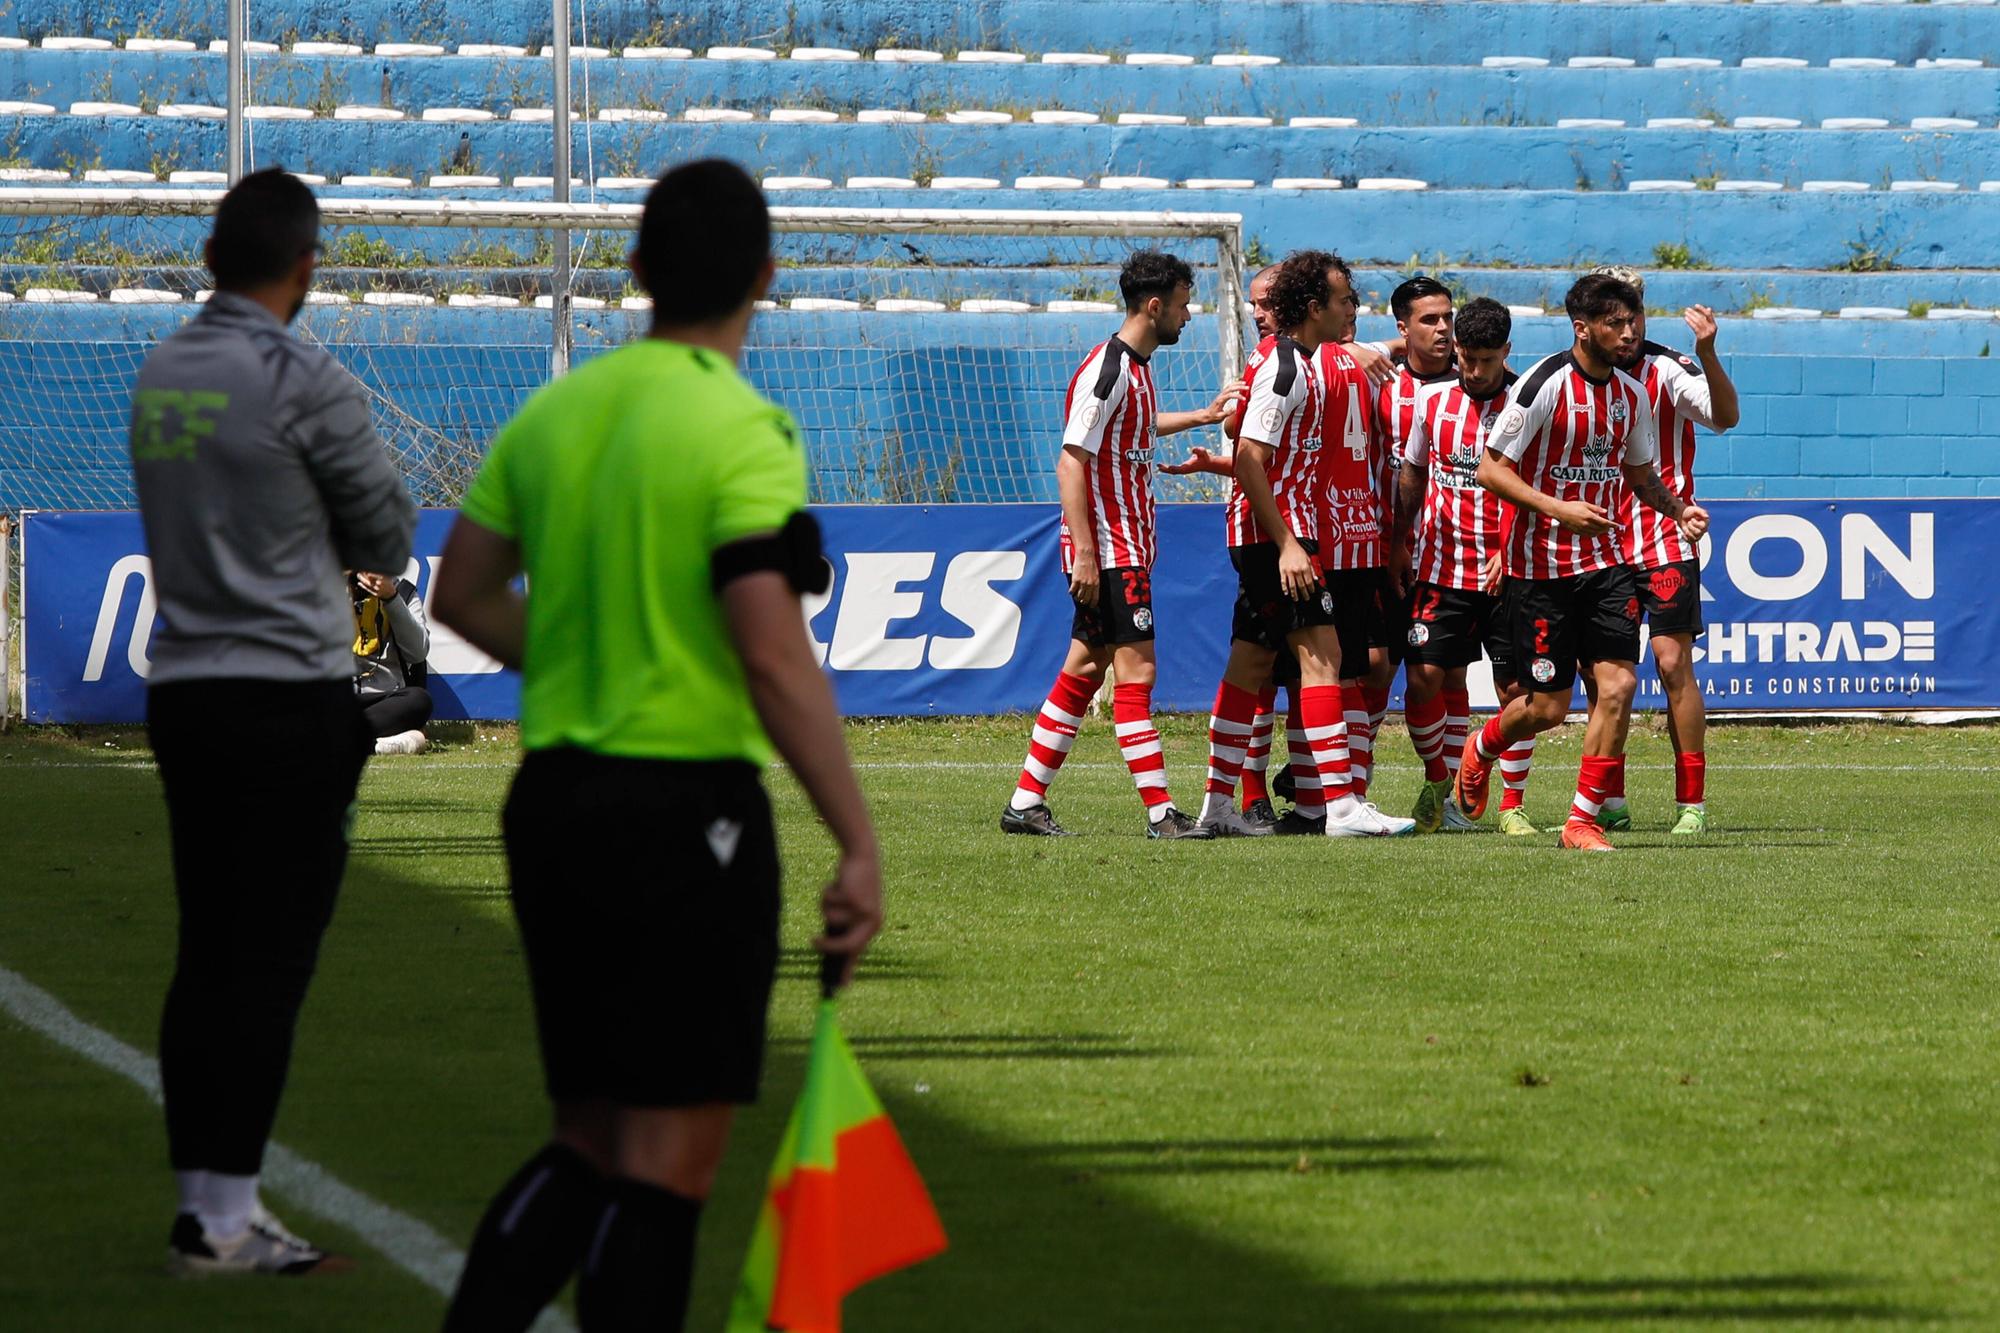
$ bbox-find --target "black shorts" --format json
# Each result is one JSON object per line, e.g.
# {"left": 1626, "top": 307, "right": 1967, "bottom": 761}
{"left": 1323, "top": 567, "right": 1387, "bottom": 680}
{"left": 1636, "top": 557, "right": 1705, "bottom": 639}
{"left": 1377, "top": 573, "right": 1412, "bottom": 666}
{"left": 1511, "top": 566, "right": 1642, "bottom": 694}
{"left": 1229, "top": 539, "right": 1335, "bottom": 651}
{"left": 503, "top": 748, "right": 781, "bottom": 1107}
{"left": 1406, "top": 581, "right": 1513, "bottom": 681}
{"left": 1071, "top": 564, "right": 1156, "bottom": 646}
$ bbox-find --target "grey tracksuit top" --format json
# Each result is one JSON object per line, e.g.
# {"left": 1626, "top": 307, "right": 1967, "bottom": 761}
{"left": 130, "top": 291, "right": 418, "bottom": 686}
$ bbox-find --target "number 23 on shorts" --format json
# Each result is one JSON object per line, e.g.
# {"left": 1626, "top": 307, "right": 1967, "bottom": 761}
{"left": 1122, "top": 569, "right": 1152, "bottom": 606}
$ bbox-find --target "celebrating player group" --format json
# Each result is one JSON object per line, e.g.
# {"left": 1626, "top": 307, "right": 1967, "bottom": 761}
{"left": 1002, "top": 246, "right": 1739, "bottom": 850}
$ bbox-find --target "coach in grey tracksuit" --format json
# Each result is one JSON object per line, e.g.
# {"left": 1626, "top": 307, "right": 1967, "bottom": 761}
{"left": 133, "top": 168, "right": 415, "bottom": 1275}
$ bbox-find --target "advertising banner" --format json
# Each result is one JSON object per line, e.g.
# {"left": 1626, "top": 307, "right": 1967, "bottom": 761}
{"left": 21, "top": 501, "right": 1983, "bottom": 722}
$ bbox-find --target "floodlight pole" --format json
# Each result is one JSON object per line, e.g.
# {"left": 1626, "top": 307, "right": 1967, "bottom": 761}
{"left": 549, "top": 0, "right": 574, "bottom": 378}
{"left": 225, "top": 0, "right": 246, "bottom": 183}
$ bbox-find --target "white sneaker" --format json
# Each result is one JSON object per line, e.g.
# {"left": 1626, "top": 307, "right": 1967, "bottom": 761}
{"left": 373, "top": 729, "right": 427, "bottom": 756}
{"left": 1360, "top": 801, "right": 1417, "bottom": 836}
{"left": 168, "top": 1208, "right": 351, "bottom": 1276}
{"left": 1197, "top": 804, "right": 1274, "bottom": 837}
{"left": 1325, "top": 801, "right": 1415, "bottom": 838}
{"left": 1440, "top": 799, "right": 1480, "bottom": 832}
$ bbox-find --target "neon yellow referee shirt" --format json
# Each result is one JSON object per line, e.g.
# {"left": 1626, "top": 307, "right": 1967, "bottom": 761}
{"left": 460, "top": 338, "right": 807, "bottom": 763}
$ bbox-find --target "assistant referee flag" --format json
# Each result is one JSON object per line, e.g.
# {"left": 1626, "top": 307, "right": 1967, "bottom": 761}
{"left": 727, "top": 1000, "right": 946, "bottom": 1331}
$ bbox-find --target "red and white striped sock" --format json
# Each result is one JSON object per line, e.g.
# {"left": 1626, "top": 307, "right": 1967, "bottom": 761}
{"left": 1568, "top": 754, "right": 1617, "bottom": 826}
{"left": 1364, "top": 684, "right": 1391, "bottom": 785}
{"left": 1675, "top": 751, "right": 1706, "bottom": 808}
{"left": 1199, "top": 681, "right": 1261, "bottom": 820}
{"left": 1442, "top": 688, "right": 1471, "bottom": 778}
{"left": 1299, "top": 684, "right": 1356, "bottom": 815}
{"left": 1499, "top": 737, "right": 1536, "bottom": 810}
{"left": 1010, "top": 670, "right": 1097, "bottom": 810}
{"left": 1240, "top": 687, "right": 1278, "bottom": 808}
{"left": 1474, "top": 715, "right": 1508, "bottom": 764}
{"left": 1284, "top": 697, "right": 1325, "bottom": 819}
{"left": 1112, "top": 681, "right": 1174, "bottom": 822}
{"left": 1405, "top": 691, "right": 1449, "bottom": 783}
{"left": 1343, "top": 683, "right": 1375, "bottom": 797}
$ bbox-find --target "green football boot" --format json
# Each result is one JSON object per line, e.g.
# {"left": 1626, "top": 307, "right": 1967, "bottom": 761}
{"left": 1595, "top": 800, "right": 1632, "bottom": 833}
{"left": 1669, "top": 805, "right": 1710, "bottom": 836}
{"left": 1411, "top": 777, "right": 1452, "bottom": 834}
{"left": 1498, "top": 807, "right": 1540, "bottom": 837}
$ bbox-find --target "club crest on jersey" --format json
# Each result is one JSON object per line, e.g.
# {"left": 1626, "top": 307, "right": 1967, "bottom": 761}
{"left": 1407, "top": 622, "right": 1431, "bottom": 647}
{"left": 1081, "top": 401, "right": 1102, "bottom": 428}
{"left": 1259, "top": 406, "right": 1283, "bottom": 433}
{"left": 1609, "top": 399, "right": 1629, "bottom": 426}
{"left": 1499, "top": 406, "right": 1526, "bottom": 437}
{"left": 1133, "top": 607, "right": 1153, "bottom": 632}
{"left": 1531, "top": 657, "right": 1557, "bottom": 684}
{"left": 1320, "top": 591, "right": 1335, "bottom": 615}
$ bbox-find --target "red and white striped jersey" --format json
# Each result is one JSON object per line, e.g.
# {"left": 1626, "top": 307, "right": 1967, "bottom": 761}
{"left": 1315, "top": 342, "right": 1387, "bottom": 569}
{"left": 1487, "top": 350, "right": 1658, "bottom": 579}
{"left": 1403, "top": 371, "right": 1518, "bottom": 592}
{"left": 1058, "top": 336, "right": 1159, "bottom": 571}
{"left": 1620, "top": 340, "right": 1718, "bottom": 569}
{"left": 1372, "top": 360, "right": 1456, "bottom": 561}
{"left": 1226, "top": 334, "right": 1324, "bottom": 547}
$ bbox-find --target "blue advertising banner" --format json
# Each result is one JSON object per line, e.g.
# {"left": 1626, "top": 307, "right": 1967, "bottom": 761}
{"left": 21, "top": 500, "right": 1990, "bottom": 722}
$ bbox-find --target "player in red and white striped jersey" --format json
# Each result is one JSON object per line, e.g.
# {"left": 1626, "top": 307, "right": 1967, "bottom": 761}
{"left": 1455, "top": 273, "right": 1709, "bottom": 851}
{"left": 1392, "top": 298, "right": 1539, "bottom": 835}
{"left": 1003, "top": 250, "right": 1243, "bottom": 839}
{"left": 1194, "top": 251, "right": 1412, "bottom": 839}
{"left": 1360, "top": 277, "right": 1458, "bottom": 809}
{"left": 1587, "top": 267, "right": 1742, "bottom": 837}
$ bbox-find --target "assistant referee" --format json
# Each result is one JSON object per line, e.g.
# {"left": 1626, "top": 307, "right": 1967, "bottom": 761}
{"left": 431, "top": 159, "right": 884, "bottom": 1331}
{"left": 134, "top": 167, "right": 417, "bottom": 1275}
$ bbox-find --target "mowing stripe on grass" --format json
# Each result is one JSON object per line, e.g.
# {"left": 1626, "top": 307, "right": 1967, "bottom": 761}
{"left": 0, "top": 963, "right": 574, "bottom": 1333}
{"left": 8, "top": 759, "right": 2000, "bottom": 774}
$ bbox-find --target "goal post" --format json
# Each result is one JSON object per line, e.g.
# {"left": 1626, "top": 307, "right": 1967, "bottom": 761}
{"left": 0, "top": 188, "right": 1248, "bottom": 512}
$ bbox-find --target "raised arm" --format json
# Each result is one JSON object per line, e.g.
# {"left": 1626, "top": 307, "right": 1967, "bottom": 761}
{"left": 1682, "top": 305, "right": 1740, "bottom": 431}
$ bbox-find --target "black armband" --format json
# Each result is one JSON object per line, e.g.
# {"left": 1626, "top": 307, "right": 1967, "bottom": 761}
{"left": 711, "top": 510, "right": 832, "bottom": 595}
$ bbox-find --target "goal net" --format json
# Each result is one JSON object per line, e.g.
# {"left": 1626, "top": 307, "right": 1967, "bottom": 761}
{"left": 0, "top": 190, "right": 1247, "bottom": 514}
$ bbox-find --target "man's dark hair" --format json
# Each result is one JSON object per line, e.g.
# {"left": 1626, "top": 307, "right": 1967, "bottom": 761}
{"left": 1454, "top": 297, "right": 1512, "bottom": 351}
{"left": 1266, "top": 249, "right": 1338, "bottom": 331}
{"left": 1565, "top": 272, "right": 1641, "bottom": 325}
{"left": 1120, "top": 248, "right": 1194, "bottom": 311}
{"left": 208, "top": 168, "right": 320, "bottom": 289}
{"left": 638, "top": 158, "right": 771, "bottom": 321}
{"left": 1390, "top": 275, "right": 1453, "bottom": 322}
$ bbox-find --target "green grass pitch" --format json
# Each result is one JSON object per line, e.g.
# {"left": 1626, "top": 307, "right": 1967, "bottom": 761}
{"left": 2, "top": 717, "right": 1996, "bottom": 1330}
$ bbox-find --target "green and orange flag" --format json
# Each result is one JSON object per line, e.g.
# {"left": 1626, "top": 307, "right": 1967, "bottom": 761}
{"left": 727, "top": 995, "right": 947, "bottom": 1332}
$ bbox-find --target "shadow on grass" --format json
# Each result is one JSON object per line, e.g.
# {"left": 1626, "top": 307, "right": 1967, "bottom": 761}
{"left": 1362, "top": 1272, "right": 1928, "bottom": 1323}
{"left": 771, "top": 1030, "right": 1175, "bottom": 1060}
{"left": 0, "top": 753, "right": 1919, "bottom": 1333}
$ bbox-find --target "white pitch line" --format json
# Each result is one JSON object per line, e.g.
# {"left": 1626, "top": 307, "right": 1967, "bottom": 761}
{"left": 0, "top": 963, "right": 573, "bottom": 1333}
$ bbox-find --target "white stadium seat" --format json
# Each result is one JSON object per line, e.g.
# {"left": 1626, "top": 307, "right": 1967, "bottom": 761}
{"left": 769, "top": 109, "right": 840, "bottom": 123}
{"left": 928, "top": 176, "right": 1002, "bottom": 188}
{"left": 621, "top": 47, "right": 693, "bottom": 60}
{"left": 858, "top": 109, "right": 927, "bottom": 124}
{"left": 790, "top": 48, "right": 860, "bottom": 62}
{"left": 877, "top": 299, "right": 949, "bottom": 311}
{"left": 1204, "top": 116, "right": 1274, "bottom": 127}
{"left": 1212, "top": 54, "right": 1281, "bottom": 67}
{"left": 944, "top": 110, "right": 1013, "bottom": 125}
{"left": 872, "top": 50, "right": 943, "bottom": 63}
{"left": 1030, "top": 110, "right": 1100, "bottom": 125}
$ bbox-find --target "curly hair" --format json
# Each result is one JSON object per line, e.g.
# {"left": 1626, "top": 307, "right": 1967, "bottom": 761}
{"left": 1265, "top": 249, "right": 1338, "bottom": 332}
{"left": 1119, "top": 248, "right": 1196, "bottom": 311}
{"left": 1453, "top": 297, "right": 1512, "bottom": 351}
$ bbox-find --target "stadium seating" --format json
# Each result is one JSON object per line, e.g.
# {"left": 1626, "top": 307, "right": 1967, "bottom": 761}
{"left": 3, "top": 0, "right": 1999, "bottom": 508}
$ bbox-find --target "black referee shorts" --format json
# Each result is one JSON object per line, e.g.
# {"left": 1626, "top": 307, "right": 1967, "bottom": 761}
{"left": 503, "top": 748, "right": 781, "bottom": 1108}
